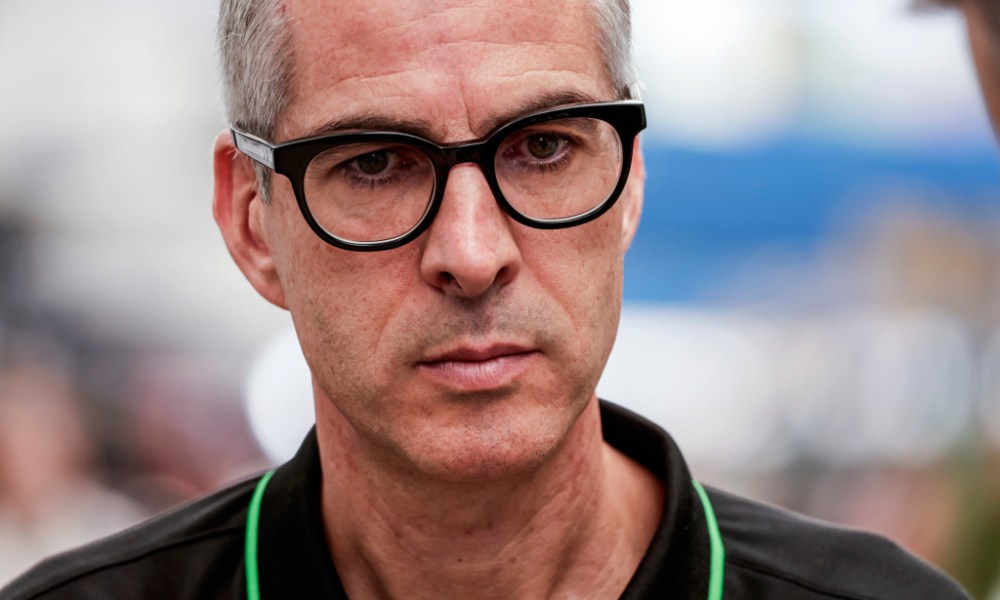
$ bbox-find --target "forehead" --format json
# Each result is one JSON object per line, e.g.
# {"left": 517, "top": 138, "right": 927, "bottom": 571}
{"left": 278, "top": 0, "right": 611, "bottom": 140}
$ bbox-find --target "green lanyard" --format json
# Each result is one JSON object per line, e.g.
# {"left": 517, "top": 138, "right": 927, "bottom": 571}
{"left": 245, "top": 471, "right": 725, "bottom": 600}
{"left": 244, "top": 470, "right": 274, "bottom": 600}
{"left": 692, "top": 479, "right": 726, "bottom": 600}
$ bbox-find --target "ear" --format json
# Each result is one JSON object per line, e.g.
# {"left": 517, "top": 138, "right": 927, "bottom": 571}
{"left": 213, "top": 131, "right": 288, "bottom": 309}
{"left": 620, "top": 136, "right": 645, "bottom": 251}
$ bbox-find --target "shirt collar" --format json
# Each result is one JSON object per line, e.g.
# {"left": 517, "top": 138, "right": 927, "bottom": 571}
{"left": 256, "top": 426, "right": 347, "bottom": 599}
{"left": 602, "top": 401, "right": 712, "bottom": 599}
{"left": 255, "top": 401, "right": 712, "bottom": 599}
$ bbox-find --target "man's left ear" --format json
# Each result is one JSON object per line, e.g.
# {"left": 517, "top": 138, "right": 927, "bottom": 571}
{"left": 620, "top": 136, "right": 645, "bottom": 250}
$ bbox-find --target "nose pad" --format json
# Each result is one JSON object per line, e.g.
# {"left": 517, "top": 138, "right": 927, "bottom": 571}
{"left": 418, "top": 164, "right": 521, "bottom": 298}
{"left": 445, "top": 144, "right": 484, "bottom": 166}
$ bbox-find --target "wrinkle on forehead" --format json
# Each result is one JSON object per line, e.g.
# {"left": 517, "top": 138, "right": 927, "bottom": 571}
{"left": 334, "top": 1, "right": 587, "bottom": 50}
{"left": 286, "top": 0, "right": 592, "bottom": 65}
{"left": 279, "top": 0, "right": 608, "bottom": 140}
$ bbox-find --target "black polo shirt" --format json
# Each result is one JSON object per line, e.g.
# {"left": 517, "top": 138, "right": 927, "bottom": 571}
{"left": 0, "top": 402, "right": 971, "bottom": 599}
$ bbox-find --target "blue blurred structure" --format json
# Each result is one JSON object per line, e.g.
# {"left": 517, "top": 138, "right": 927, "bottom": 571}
{"left": 627, "top": 136, "right": 1000, "bottom": 302}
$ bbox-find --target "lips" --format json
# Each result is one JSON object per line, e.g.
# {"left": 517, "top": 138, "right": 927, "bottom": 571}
{"left": 417, "top": 343, "right": 538, "bottom": 391}
{"left": 423, "top": 343, "right": 533, "bottom": 363}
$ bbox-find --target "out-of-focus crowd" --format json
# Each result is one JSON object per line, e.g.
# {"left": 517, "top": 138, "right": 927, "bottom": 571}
{"left": 0, "top": 331, "right": 267, "bottom": 585}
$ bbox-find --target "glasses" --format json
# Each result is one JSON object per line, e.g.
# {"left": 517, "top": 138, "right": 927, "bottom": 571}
{"left": 231, "top": 100, "right": 646, "bottom": 251}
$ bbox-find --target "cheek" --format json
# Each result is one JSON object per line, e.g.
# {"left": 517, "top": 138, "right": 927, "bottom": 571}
{"left": 551, "top": 210, "right": 626, "bottom": 288}
{"left": 266, "top": 178, "right": 414, "bottom": 326}
{"left": 274, "top": 223, "right": 420, "bottom": 397}
{"left": 552, "top": 219, "right": 627, "bottom": 398}
{"left": 527, "top": 213, "right": 626, "bottom": 344}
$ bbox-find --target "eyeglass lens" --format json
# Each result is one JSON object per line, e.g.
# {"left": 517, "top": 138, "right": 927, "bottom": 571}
{"left": 302, "top": 116, "right": 624, "bottom": 244}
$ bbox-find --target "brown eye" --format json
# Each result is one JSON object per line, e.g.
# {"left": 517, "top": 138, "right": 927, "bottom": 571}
{"left": 355, "top": 151, "right": 390, "bottom": 174}
{"left": 526, "top": 134, "right": 561, "bottom": 159}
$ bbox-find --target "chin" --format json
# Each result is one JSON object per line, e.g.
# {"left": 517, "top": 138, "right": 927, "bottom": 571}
{"left": 411, "top": 442, "right": 557, "bottom": 484}
{"left": 397, "top": 401, "right": 576, "bottom": 483}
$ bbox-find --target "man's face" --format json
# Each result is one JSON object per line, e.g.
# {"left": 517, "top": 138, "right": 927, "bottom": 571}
{"left": 253, "top": 0, "right": 643, "bottom": 481}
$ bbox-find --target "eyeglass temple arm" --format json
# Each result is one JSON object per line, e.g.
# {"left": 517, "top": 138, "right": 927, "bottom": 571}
{"left": 230, "top": 128, "right": 276, "bottom": 170}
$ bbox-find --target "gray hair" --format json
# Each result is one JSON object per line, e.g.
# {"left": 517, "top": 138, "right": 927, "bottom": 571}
{"left": 217, "top": 0, "right": 294, "bottom": 201}
{"left": 589, "top": 0, "right": 640, "bottom": 99}
{"left": 217, "top": 0, "right": 638, "bottom": 202}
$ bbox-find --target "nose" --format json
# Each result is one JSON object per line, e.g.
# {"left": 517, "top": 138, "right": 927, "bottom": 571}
{"left": 419, "top": 164, "right": 522, "bottom": 298}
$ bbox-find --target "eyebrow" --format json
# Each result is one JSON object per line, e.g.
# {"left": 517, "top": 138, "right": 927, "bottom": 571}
{"left": 298, "top": 89, "right": 604, "bottom": 142}
{"left": 477, "top": 89, "right": 602, "bottom": 136}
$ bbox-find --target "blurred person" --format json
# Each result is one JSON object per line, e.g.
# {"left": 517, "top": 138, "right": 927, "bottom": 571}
{"left": 926, "top": 2, "right": 1000, "bottom": 596}
{"left": 925, "top": 1, "right": 1000, "bottom": 597}
{"left": 0, "top": 1, "right": 972, "bottom": 598}
{"left": 928, "top": 0, "right": 1000, "bottom": 132}
{"left": 0, "top": 363, "right": 144, "bottom": 586}
{"left": 961, "top": 0, "right": 1000, "bottom": 133}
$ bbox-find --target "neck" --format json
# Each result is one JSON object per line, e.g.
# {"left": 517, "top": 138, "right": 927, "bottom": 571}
{"left": 315, "top": 398, "right": 663, "bottom": 600}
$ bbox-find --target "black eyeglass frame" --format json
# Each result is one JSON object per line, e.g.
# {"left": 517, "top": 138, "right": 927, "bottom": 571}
{"left": 231, "top": 100, "right": 647, "bottom": 251}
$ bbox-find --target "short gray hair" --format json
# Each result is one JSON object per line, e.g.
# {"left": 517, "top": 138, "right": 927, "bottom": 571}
{"left": 589, "top": 0, "right": 640, "bottom": 99}
{"left": 217, "top": 0, "right": 294, "bottom": 201}
{"left": 217, "top": 0, "right": 638, "bottom": 201}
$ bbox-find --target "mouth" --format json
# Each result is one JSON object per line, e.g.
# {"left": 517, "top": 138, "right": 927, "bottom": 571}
{"left": 417, "top": 343, "right": 539, "bottom": 391}
{"left": 424, "top": 343, "right": 535, "bottom": 363}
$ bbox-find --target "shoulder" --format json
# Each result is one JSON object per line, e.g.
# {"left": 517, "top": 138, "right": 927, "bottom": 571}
{"left": 707, "top": 487, "right": 972, "bottom": 600}
{"left": 0, "top": 474, "right": 261, "bottom": 600}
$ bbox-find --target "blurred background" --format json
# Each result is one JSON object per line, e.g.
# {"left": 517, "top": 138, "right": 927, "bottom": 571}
{"left": 1, "top": 0, "right": 998, "bottom": 595}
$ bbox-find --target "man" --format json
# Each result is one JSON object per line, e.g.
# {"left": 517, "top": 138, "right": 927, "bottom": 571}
{"left": 0, "top": 1, "right": 973, "bottom": 598}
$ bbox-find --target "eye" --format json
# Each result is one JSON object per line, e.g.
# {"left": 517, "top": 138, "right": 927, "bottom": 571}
{"left": 526, "top": 133, "right": 562, "bottom": 160}
{"left": 500, "top": 129, "right": 575, "bottom": 169}
{"left": 354, "top": 150, "right": 390, "bottom": 175}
